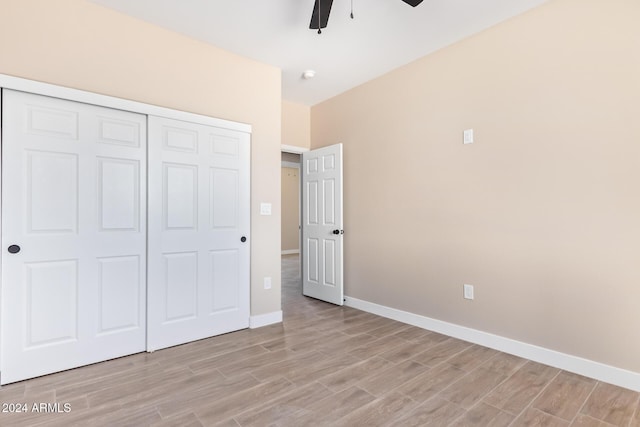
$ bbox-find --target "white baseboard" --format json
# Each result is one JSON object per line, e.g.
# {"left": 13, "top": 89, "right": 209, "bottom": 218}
{"left": 344, "top": 296, "right": 640, "bottom": 392}
{"left": 249, "top": 310, "right": 283, "bottom": 329}
{"left": 281, "top": 249, "right": 299, "bottom": 255}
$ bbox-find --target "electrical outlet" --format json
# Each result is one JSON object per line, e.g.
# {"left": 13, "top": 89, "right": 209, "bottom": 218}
{"left": 264, "top": 277, "right": 272, "bottom": 290}
{"left": 463, "top": 284, "right": 474, "bottom": 300}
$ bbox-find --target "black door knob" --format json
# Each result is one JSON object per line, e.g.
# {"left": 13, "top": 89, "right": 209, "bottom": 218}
{"left": 332, "top": 229, "right": 340, "bottom": 235}
{"left": 240, "top": 236, "right": 247, "bottom": 243}
{"left": 8, "top": 245, "right": 20, "bottom": 254}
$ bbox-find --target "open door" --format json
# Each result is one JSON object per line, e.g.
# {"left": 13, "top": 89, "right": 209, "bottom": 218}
{"left": 302, "top": 144, "right": 343, "bottom": 305}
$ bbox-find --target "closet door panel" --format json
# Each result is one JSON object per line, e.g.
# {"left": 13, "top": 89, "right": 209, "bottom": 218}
{"left": 1, "top": 89, "right": 147, "bottom": 385}
{"left": 147, "top": 116, "right": 250, "bottom": 351}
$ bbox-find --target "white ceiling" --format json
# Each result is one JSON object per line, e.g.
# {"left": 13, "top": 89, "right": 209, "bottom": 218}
{"left": 90, "top": 0, "right": 549, "bottom": 106}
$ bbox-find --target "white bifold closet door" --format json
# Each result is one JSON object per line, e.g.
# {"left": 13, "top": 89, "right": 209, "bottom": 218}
{"left": 147, "top": 116, "right": 250, "bottom": 351}
{"left": 1, "top": 89, "right": 147, "bottom": 385}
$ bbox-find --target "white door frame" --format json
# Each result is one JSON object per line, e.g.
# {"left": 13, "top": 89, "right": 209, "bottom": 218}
{"left": 0, "top": 75, "right": 250, "bottom": 133}
{"left": 281, "top": 145, "right": 309, "bottom": 155}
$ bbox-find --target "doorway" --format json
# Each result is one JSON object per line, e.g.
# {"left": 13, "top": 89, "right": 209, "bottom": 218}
{"left": 281, "top": 152, "right": 301, "bottom": 257}
{"left": 281, "top": 146, "right": 305, "bottom": 304}
{"left": 281, "top": 143, "right": 344, "bottom": 307}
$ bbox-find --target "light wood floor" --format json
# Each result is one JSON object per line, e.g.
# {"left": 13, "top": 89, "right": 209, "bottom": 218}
{"left": 0, "top": 254, "right": 638, "bottom": 426}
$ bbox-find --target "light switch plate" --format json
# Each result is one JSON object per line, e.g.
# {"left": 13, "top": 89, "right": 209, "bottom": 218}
{"left": 264, "top": 277, "right": 272, "bottom": 290}
{"left": 463, "top": 129, "right": 474, "bottom": 144}
{"left": 260, "top": 203, "right": 272, "bottom": 215}
{"left": 463, "top": 284, "right": 474, "bottom": 300}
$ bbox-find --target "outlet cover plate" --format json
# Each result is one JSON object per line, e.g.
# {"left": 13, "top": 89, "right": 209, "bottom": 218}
{"left": 260, "top": 203, "right": 272, "bottom": 215}
{"left": 463, "top": 284, "right": 474, "bottom": 300}
{"left": 463, "top": 129, "right": 474, "bottom": 144}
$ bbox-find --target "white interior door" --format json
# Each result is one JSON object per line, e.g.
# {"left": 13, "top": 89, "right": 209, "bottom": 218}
{"left": 1, "top": 89, "right": 147, "bottom": 384}
{"left": 147, "top": 116, "right": 250, "bottom": 351}
{"left": 302, "top": 144, "right": 344, "bottom": 305}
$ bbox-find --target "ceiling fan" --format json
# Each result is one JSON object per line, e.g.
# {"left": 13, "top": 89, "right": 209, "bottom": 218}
{"left": 310, "top": 0, "right": 424, "bottom": 33}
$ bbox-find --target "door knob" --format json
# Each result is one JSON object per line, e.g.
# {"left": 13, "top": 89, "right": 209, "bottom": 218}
{"left": 332, "top": 229, "right": 340, "bottom": 235}
{"left": 8, "top": 245, "right": 20, "bottom": 254}
{"left": 240, "top": 236, "right": 247, "bottom": 243}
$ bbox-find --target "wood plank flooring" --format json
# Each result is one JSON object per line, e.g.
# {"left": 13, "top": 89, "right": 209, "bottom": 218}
{"left": 0, "top": 254, "right": 637, "bottom": 426}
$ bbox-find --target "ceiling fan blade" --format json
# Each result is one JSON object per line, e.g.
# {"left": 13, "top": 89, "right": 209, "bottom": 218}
{"left": 400, "top": 0, "right": 424, "bottom": 6}
{"left": 309, "top": 0, "right": 334, "bottom": 30}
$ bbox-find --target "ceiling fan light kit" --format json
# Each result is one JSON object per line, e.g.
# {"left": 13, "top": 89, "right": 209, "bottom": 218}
{"left": 310, "top": 0, "right": 424, "bottom": 33}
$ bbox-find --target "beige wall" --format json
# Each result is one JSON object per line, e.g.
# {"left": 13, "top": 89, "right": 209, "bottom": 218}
{"left": 281, "top": 167, "right": 300, "bottom": 252}
{"left": 311, "top": 0, "right": 640, "bottom": 373}
{"left": 282, "top": 100, "right": 311, "bottom": 149}
{"left": 0, "top": 0, "right": 282, "bottom": 316}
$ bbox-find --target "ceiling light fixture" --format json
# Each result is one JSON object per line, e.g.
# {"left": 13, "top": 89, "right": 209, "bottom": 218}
{"left": 302, "top": 70, "right": 316, "bottom": 80}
